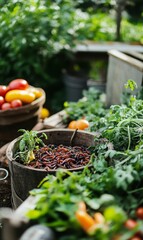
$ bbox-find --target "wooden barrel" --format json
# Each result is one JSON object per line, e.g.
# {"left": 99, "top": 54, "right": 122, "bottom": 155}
{"left": 6, "top": 129, "right": 95, "bottom": 209}
{"left": 0, "top": 88, "right": 46, "bottom": 147}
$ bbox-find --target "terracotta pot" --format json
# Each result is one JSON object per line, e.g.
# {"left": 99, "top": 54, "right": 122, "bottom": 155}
{"left": 6, "top": 129, "right": 95, "bottom": 208}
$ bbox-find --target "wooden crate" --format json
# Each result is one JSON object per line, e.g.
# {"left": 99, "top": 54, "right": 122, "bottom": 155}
{"left": 43, "top": 110, "right": 67, "bottom": 129}
{"left": 106, "top": 50, "right": 143, "bottom": 106}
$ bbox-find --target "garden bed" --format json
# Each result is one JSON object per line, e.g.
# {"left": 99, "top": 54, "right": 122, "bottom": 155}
{"left": 1, "top": 84, "right": 143, "bottom": 240}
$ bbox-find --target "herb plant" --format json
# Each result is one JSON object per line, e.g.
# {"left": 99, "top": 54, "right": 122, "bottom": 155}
{"left": 63, "top": 87, "right": 107, "bottom": 124}
{"left": 14, "top": 129, "right": 47, "bottom": 164}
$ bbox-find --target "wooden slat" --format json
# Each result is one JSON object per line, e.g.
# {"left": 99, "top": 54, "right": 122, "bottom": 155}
{"left": 15, "top": 196, "right": 36, "bottom": 217}
{"left": 43, "top": 110, "right": 67, "bottom": 128}
{"left": 106, "top": 50, "right": 143, "bottom": 106}
{"left": 125, "top": 51, "right": 143, "bottom": 61}
{"left": 74, "top": 41, "right": 143, "bottom": 53}
{"left": 108, "top": 50, "right": 143, "bottom": 72}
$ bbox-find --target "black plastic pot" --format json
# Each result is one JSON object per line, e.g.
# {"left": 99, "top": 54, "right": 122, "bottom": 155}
{"left": 63, "top": 72, "right": 88, "bottom": 102}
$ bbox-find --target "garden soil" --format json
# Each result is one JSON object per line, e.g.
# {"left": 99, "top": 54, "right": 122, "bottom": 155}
{"left": 0, "top": 144, "right": 12, "bottom": 208}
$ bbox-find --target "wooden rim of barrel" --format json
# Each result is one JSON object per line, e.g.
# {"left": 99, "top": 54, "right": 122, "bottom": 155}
{"left": 6, "top": 129, "right": 95, "bottom": 172}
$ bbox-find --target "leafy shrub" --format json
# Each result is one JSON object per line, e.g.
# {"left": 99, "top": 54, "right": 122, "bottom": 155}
{"left": 79, "top": 12, "right": 143, "bottom": 43}
{"left": 0, "top": 0, "right": 86, "bottom": 112}
{"left": 0, "top": 1, "right": 142, "bottom": 112}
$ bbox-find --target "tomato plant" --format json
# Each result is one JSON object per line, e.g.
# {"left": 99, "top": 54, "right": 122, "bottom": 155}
{"left": 8, "top": 79, "right": 29, "bottom": 90}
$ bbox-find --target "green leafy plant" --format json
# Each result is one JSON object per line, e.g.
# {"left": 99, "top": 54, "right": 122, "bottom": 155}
{"left": 124, "top": 79, "right": 138, "bottom": 91}
{"left": 63, "top": 87, "right": 107, "bottom": 124}
{"left": 0, "top": 1, "right": 142, "bottom": 113}
{"left": 24, "top": 80, "right": 143, "bottom": 239}
{"left": 14, "top": 129, "right": 47, "bottom": 164}
{"left": 0, "top": 0, "right": 86, "bottom": 112}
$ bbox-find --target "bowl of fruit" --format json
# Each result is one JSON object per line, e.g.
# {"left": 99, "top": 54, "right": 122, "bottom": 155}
{"left": 0, "top": 79, "right": 46, "bottom": 125}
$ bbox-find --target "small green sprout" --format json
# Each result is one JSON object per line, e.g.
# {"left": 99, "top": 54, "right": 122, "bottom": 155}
{"left": 124, "top": 79, "right": 138, "bottom": 91}
{"left": 14, "top": 129, "right": 47, "bottom": 164}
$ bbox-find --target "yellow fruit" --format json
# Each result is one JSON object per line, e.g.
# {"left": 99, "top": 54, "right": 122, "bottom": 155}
{"left": 40, "top": 108, "right": 50, "bottom": 119}
{"left": 28, "top": 87, "right": 43, "bottom": 98}
{"left": 5, "top": 90, "right": 36, "bottom": 103}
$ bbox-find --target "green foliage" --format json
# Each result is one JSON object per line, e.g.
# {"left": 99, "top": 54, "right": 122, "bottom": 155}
{"left": 24, "top": 81, "right": 143, "bottom": 238}
{"left": 0, "top": 0, "right": 86, "bottom": 111}
{"left": 14, "top": 129, "right": 47, "bottom": 164}
{"left": 0, "top": 0, "right": 82, "bottom": 66}
{"left": 82, "top": 13, "right": 115, "bottom": 42}
{"left": 88, "top": 60, "right": 107, "bottom": 82}
{"left": 121, "top": 19, "right": 143, "bottom": 44}
{"left": 80, "top": 12, "right": 143, "bottom": 43}
{"left": 90, "top": 99, "right": 143, "bottom": 151}
{"left": 63, "top": 87, "right": 107, "bottom": 123}
{"left": 0, "top": 1, "right": 142, "bottom": 112}
{"left": 124, "top": 79, "right": 138, "bottom": 91}
{"left": 26, "top": 147, "right": 143, "bottom": 238}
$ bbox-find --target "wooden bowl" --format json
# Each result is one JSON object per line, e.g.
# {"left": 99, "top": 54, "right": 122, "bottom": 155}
{"left": 0, "top": 88, "right": 46, "bottom": 126}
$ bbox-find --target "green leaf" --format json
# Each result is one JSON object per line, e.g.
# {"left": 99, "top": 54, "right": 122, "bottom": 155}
{"left": 124, "top": 79, "right": 138, "bottom": 91}
{"left": 114, "top": 165, "right": 134, "bottom": 190}
{"left": 103, "top": 205, "right": 127, "bottom": 223}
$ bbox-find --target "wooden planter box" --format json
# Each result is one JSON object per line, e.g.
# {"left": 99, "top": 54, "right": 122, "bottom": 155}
{"left": 106, "top": 50, "right": 143, "bottom": 106}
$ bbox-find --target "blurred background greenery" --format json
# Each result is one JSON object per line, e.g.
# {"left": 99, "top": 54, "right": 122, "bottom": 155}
{"left": 0, "top": 0, "right": 142, "bottom": 113}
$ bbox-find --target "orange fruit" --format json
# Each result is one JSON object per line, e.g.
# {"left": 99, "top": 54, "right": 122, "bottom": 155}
{"left": 68, "top": 119, "right": 89, "bottom": 130}
{"left": 76, "top": 119, "right": 89, "bottom": 130}
{"left": 68, "top": 120, "right": 77, "bottom": 129}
